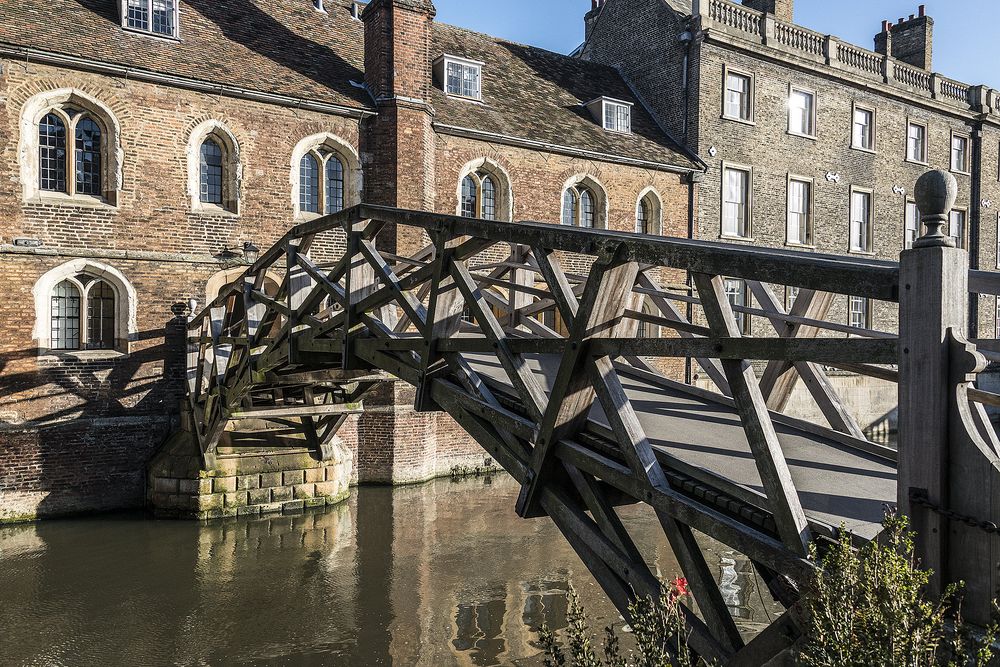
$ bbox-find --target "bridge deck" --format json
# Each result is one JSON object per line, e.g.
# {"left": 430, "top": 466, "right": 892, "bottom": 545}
{"left": 468, "top": 354, "right": 895, "bottom": 540}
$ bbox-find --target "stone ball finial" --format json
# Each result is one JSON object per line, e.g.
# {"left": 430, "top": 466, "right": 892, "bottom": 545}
{"left": 913, "top": 169, "right": 958, "bottom": 248}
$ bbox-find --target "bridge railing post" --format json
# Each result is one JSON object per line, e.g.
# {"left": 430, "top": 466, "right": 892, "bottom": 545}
{"left": 899, "top": 169, "right": 998, "bottom": 625}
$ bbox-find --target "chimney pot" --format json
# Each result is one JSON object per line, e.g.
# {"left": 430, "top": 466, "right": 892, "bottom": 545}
{"left": 898, "top": 18, "right": 904, "bottom": 24}
{"left": 919, "top": 4, "right": 925, "bottom": 17}
{"left": 909, "top": 14, "right": 915, "bottom": 20}
{"left": 882, "top": 19, "right": 890, "bottom": 32}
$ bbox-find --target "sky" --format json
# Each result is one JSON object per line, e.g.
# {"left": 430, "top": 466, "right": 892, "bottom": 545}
{"left": 432, "top": 1, "right": 999, "bottom": 89}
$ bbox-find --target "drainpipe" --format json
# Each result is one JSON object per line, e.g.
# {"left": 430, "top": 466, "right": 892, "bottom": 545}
{"left": 970, "top": 118, "right": 984, "bottom": 339}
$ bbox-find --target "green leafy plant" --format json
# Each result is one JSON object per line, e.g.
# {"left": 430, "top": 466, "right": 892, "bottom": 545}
{"left": 537, "top": 512, "right": 998, "bottom": 667}
{"left": 538, "top": 578, "right": 712, "bottom": 667}
{"left": 799, "top": 511, "right": 997, "bottom": 667}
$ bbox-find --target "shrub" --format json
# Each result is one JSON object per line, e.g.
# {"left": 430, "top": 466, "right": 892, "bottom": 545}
{"left": 538, "top": 578, "right": 712, "bottom": 667}
{"left": 799, "top": 511, "right": 997, "bottom": 666}
{"left": 537, "top": 513, "right": 997, "bottom": 667}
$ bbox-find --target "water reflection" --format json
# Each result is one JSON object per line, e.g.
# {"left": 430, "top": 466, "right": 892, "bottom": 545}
{"left": 0, "top": 474, "right": 782, "bottom": 666}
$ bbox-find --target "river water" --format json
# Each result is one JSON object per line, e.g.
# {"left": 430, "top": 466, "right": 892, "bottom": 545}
{"left": 0, "top": 474, "right": 780, "bottom": 666}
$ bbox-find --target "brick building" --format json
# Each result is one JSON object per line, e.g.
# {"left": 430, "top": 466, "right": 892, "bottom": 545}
{"left": 583, "top": 0, "right": 1000, "bottom": 339}
{"left": 0, "top": 0, "right": 700, "bottom": 520}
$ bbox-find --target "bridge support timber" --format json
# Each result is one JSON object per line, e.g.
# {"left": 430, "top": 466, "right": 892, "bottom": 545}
{"left": 184, "top": 168, "right": 1000, "bottom": 662}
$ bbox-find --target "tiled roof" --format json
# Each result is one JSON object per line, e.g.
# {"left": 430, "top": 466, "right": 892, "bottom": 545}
{"left": 0, "top": 0, "right": 698, "bottom": 170}
{"left": 0, "top": 0, "right": 372, "bottom": 110}
{"left": 431, "top": 23, "right": 699, "bottom": 170}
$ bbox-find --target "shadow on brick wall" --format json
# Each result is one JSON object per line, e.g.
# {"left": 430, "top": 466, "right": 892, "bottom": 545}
{"left": 0, "top": 310, "right": 189, "bottom": 519}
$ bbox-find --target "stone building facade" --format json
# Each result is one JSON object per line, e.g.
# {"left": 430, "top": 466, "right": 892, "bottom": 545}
{"left": 583, "top": 0, "right": 1000, "bottom": 339}
{"left": 582, "top": 0, "right": 1000, "bottom": 426}
{"left": 0, "top": 0, "right": 699, "bottom": 521}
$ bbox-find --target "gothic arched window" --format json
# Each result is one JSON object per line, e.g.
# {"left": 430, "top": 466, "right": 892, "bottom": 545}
{"left": 562, "top": 183, "right": 599, "bottom": 228}
{"left": 49, "top": 277, "right": 117, "bottom": 350}
{"left": 200, "top": 138, "right": 224, "bottom": 205}
{"left": 38, "top": 108, "right": 105, "bottom": 198}
{"left": 299, "top": 149, "right": 346, "bottom": 215}
{"left": 460, "top": 171, "right": 498, "bottom": 220}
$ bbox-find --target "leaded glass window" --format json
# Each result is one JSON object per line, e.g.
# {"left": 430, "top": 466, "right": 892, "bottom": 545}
{"left": 40, "top": 114, "right": 67, "bottom": 193}
{"left": 298, "top": 147, "right": 350, "bottom": 216}
{"left": 637, "top": 198, "right": 650, "bottom": 234}
{"left": 51, "top": 280, "right": 81, "bottom": 350}
{"left": 562, "top": 189, "right": 576, "bottom": 226}
{"left": 562, "top": 184, "right": 599, "bottom": 228}
{"left": 445, "top": 60, "right": 481, "bottom": 99}
{"left": 126, "top": 0, "right": 148, "bottom": 30}
{"left": 86, "top": 281, "right": 116, "bottom": 350}
{"left": 460, "top": 175, "right": 477, "bottom": 218}
{"left": 299, "top": 154, "right": 320, "bottom": 214}
{"left": 38, "top": 109, "right": 109, "bottom": 199}
{"left": 74, "top": 117, "right": 102, "bottom": 196}
{"left": 200, "top": 139, "right": 223, "bottom": 205}
{"left": 579, "top": 189, "right": 595, "bottom": 229}
{"left": 459, "top": 171, "right": 499, "bottom": 220}
{"left": 125, "top": 0, "right": 177, "bottom": 37}
{"left": 481, "top": 176, "right": 496, "bottom": 221}
{"left": 325, "top": 156, "right": 345, "bottom": 214}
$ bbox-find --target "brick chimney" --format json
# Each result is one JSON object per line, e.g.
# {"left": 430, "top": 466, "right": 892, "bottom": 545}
{"left": 585, "top": 0, "right": 608, "bottom": 42}
{"left": 874, "top": 5, "right": 933, "bottom": 70}
{"left": 741, "top": 0, "right": 792, "bottom": 23}
{"left": 361, "top": 0, "right": 438, "bottom": 254}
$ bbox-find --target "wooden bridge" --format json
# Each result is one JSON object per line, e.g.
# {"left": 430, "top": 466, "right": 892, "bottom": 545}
{"left": 186, "top": 170, "right": 1000, "bottom": 665}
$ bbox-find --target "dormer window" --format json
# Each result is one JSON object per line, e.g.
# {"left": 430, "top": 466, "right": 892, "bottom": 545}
{"left": 121, "top": 0, "right": 178, "bottom": 38}
{"left": 434, "top": 55, "right": 484, "bottom": 101}
{"left": 585, "top": 97, "right": 633, "bottom": 134}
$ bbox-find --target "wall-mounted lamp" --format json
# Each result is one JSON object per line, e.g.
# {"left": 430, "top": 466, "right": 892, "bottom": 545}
{"left": 242, "top": 241, "right": 260, "bottom": 265}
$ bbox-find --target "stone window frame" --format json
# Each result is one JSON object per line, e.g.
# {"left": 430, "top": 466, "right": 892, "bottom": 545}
{"left": 995, "top": 213, "right": 1000, "bottom": 269}
{"left": 905, "top": 118, "right": 929, "bottom": 166}
{"left": 720, "top": 161, "right": 754, "bottom": 242}
{"left": 32, "top": 259, "right": 138, "bottom": 358}
{"left": 721, "top": 65, "right": 755, "bottom": 125}
{"left": 19, "top": 89, "right": 124, "bottom": 208}
{"left": 290, "top": 133, "right": 362, "bottom": 221}
{"left": 723, "top": 278, "right": 753, "bottom": 336}
{"left": 848, "top": 185, "right": 875, "bottom": 255}
{"left": 950, "top": 131, "right": 972, "bottom": 175}
{"left": 904, "top": 198, "right": 920, "bottom": 250}
{"left": 850, "top": 102, "right": 877, "bottom": 153}
{"left": 949, "top": 206, "right": 968, "bottom": 250}
{"left": 187, "top": 120, "right": 242, "bottom": 216}
{"left": 784, "top": 173, "right": 815, "bottom": 248}
{"left": 787, "top": 84, "right": 817, "bottom": 140}
{"left": 119, "top": 0, "right": 181, "bottom": 40}
{"left": 635, "top": 187, "right": 663, "bottom": 235}
{"left": 995, "top": 295, "right": 1000, "bottom": 338}
{"left": 434, "top": 54, "right": 484, "bottom": 102}
{"left": 455, "top": 157, "right": 514, "bottom": 222}
{"left": 848, "top": 295, "right": 872, "bottom": 331}
{"left": 785, "top": 285, "right": 800, "bottom": 313}
{"left": 560, "top": 174, "right": 609, "bottom": 230}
